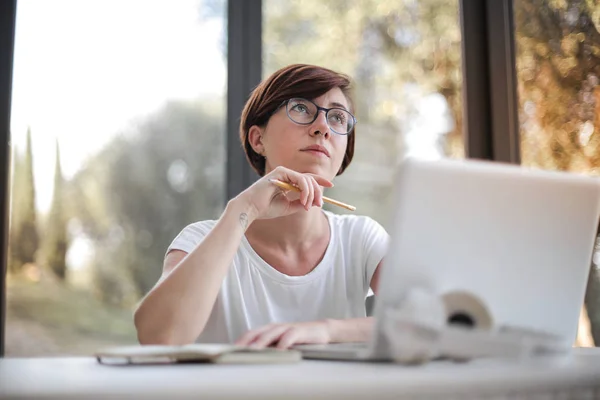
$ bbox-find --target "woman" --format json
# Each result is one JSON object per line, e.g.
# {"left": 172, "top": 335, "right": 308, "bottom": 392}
{"left": 134, "top": 64, "right": 389, "bottom": 349}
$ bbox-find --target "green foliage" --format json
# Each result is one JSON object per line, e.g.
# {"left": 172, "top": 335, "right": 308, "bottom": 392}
{"left": 69, "top": 99, "right": 225, "bottom": 303}
{"left": 264, "top": 0, "right": 463, "bottom": 156}
{"left": 43, "top": 141, "right": 68, "bottom": 280}
{"left": 6, "top": 277, "right": 136, "bottom": 355}
{"left": 515, "top": 0, "right": 600, "bottom": 173}
{"left": 9, "top": 128, "right": 39, "bottom": 273}
{"left": 586, "top": 262, "right": 600, "bottom": 343}
{"left": 8, "top": 149, "right": 24, "bottom": 273}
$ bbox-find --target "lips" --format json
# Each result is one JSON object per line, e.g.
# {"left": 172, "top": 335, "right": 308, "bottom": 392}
{"left": 301, "top": 145, "right": 330, "bottom": 157}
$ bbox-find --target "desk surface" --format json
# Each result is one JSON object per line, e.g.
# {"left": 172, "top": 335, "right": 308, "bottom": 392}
{"left": 1, "top": 348, "right": 600, "bottom": 399}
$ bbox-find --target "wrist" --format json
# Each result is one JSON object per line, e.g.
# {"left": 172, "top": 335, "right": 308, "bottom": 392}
{"left": 226, "top": 196, "right": 259, "bottom": 229}
{"left": 324, "top": 318, "right": 341, "bottom": 343}
{"left": 324, "top": 317, "right": 374, "bottom": 343}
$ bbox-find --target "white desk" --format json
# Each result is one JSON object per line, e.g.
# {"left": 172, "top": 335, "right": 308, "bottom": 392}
{"left": 1, "top": 349, "right": 600, "bottom": 399}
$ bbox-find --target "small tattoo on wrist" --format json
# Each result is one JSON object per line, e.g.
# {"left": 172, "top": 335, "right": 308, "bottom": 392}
{"left": 239, "top": 213, "right": 249, "bottom": 230}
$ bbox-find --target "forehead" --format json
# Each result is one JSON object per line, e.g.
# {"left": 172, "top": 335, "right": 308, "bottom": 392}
{"left": 311, "top": 87, "right": 349, "bottom": 110}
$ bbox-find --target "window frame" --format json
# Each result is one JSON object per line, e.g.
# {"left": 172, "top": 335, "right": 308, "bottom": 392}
{"left": 227, "top": 0, "right": 262, "bottom": 200}
{"left": 0, "top": 0, "right": 17, "bottom": 358}
{"left": 460, "top": 0, "right": 520, "bottom": 163}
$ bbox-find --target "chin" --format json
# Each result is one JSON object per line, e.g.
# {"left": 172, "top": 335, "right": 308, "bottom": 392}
{"left": 298, "top": 165, "right": 335, "bottom": 179}
{"left": 272, "top": 161, "right": 337, "bottom": 180}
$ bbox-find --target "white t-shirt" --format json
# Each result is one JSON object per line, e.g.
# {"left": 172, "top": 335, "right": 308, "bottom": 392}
{"left": 166, "top": 210, "right": 389, "bottom": 343}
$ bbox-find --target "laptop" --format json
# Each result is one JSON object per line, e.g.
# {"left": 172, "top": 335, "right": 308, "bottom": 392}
{"left": 296, "top": 157, "right": 600, "bottom": 361}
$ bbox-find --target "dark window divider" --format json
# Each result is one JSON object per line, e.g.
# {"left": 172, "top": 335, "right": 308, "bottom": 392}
{"left": 226, "top": 0, "right": 262, "bottom": 201}
{"left": 460, "top": 0, "right": 520, "bottom": 163}
{"left": 0, "top": 0, "right": 17, "bottom": 358}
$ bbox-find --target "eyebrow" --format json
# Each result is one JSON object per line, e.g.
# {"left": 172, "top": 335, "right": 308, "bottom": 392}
{"left": 329, "top": 101, "right": 349, "bottom": 111}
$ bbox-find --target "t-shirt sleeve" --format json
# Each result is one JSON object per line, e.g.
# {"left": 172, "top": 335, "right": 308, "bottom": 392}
{"left": 362, "top": 217, "right": 390, "bottom": 291}
{"left": 166, "top": 221, "right": 215, "bottom": 256}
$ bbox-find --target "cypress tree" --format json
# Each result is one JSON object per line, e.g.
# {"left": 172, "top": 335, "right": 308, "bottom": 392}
{"left": 44, "top": 140, "right": 68, "bottom": 279}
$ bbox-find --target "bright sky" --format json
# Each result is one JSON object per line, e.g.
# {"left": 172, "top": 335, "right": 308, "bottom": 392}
{"left": 10, "top": 0, "right": 226, "bottom": 214}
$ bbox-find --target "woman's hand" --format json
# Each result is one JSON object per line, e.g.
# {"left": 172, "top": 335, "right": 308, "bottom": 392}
{"left": 235, "top": 320, "right": 332, "bottom": 349}
{"left": 236, "top": 166, "right": 334, "bottom": 221}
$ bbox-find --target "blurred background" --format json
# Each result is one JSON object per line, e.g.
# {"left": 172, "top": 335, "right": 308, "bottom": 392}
{"left": 5, "top": 0, "right": 600, "bottom": 355}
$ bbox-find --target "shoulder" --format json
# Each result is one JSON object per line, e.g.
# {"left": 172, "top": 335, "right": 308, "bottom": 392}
{"left": 179, "top": 219, "right": 218, "bottom": 237}
{"left": 167, "top": 219, "right": 218, "bottom": 255}
{"left": 324, "top": 210, "right": 389, "bottom": 243}
{"left": 324, "top": 210, "right": 387, "bottom": 233}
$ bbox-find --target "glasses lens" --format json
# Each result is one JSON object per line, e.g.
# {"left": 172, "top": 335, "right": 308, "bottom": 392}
{"left": 286, "top": 98, "right": 355, "bottom": 134}
{"left": 327, "top": 109, "right": 354, "bottom": 134}
{"left": 286, "top": 98, "right": 317, "bottom": 125}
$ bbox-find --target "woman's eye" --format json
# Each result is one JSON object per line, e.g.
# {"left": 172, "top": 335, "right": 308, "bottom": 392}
{"left": 293, "top": 104, "right": 309, "bottom": 113}
{"left": 330, "top": 112, "right": 346, "bottom": 123}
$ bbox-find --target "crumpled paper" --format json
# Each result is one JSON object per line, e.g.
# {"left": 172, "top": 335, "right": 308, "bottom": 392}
{"left": 379, "top": 287, "right": 571, "bottom": 364}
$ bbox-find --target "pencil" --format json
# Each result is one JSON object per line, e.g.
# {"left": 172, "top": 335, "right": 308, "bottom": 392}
{"left": 268, "top": 179, "right": 356, "bottom": 212}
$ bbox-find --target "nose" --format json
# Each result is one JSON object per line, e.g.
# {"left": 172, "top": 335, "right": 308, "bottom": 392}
{"left": 310, "top": 110, "right": 330, "bottom": 138}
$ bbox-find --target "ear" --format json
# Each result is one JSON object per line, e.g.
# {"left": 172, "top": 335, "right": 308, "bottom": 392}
{"left": 248, "top": 125, "right": 265, "bottom": 155}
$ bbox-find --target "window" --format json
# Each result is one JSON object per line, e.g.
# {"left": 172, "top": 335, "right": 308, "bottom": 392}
{"left": 263, "top": 0, "right": 464, "bottom": 227}
{"left": 514, "top": 0, "right": 600, "bottom": 346}
{"left": 515, "top": 1, "right": 600, "bottom": 174}
{"left": 6, "top": 0, "right": 227, "bottom": 356}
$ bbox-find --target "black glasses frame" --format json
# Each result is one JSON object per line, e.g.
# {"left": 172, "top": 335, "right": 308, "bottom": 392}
{"left": 276, "top": 97, "right": 357, "bottom": 135}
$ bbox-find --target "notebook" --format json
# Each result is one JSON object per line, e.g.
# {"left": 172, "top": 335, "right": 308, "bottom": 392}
{"left": 95, "top": 344, "right": 302, "bottom": 365}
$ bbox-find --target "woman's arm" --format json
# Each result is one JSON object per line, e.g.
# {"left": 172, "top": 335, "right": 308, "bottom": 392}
{"left": 370, "top": 260, "right": 383, "bottom": 295}
{"left": 133, "top": 166, "right": 333, "bottom": 345}
{"left": 134, "top": 198, "right": 255, "bottom": 345}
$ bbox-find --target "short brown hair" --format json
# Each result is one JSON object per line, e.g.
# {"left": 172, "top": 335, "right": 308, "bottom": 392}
{"left": 240, "top": 64, "right": 356, "bottom": 177}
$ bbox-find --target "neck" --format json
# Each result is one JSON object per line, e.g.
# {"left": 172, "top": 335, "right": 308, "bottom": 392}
{"left": 246, "top": 208, "right": 329, "bottom": 250}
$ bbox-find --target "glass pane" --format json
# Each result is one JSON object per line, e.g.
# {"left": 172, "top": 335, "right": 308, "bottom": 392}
{"left": 7, "top": 0, "right": 227, "bottom": 356}
{"left": 263, "top": 0, "right": 464, "bottom": 227}
{"left": 514, "top": 0, "right": 600, "bottom": 346}
{"left": 515, "top": 1, "right": 600, "bottom": 174}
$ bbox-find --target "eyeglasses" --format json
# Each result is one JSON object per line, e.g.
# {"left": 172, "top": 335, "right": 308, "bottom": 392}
{"left": 278, "top": 98, "right": 357, "bottom": 135}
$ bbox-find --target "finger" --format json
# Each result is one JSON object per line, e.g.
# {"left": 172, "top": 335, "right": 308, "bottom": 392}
{"left": 273, "top": 168, "right": 319, "bottom": 207}
{"left": 292, "top": 174, "right": 310, "bottom": 206}
{"left": 251, "top": 325, "right": 292, "bottom": 349}
{"left": 309, "top": 177, "right": 323, "bottom": 207}
{"left": 236, "top": 328, "right": 265, "bottom": 346}
{"left": 305, "top": 174, "right": 334, "bottom": 188}
{"left": 303, "top": 176, "right": 314, "bottom": 210}
{"left": 276, "top": 329, "right": 301, "bottom": 349}
{"left": 235, "top": 324, "right": 275, "bottom": 346}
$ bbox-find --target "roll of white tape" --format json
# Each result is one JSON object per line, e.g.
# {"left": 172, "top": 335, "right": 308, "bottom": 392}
{"left": 442, "top": 291, "right": 493, "bottom": 331}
